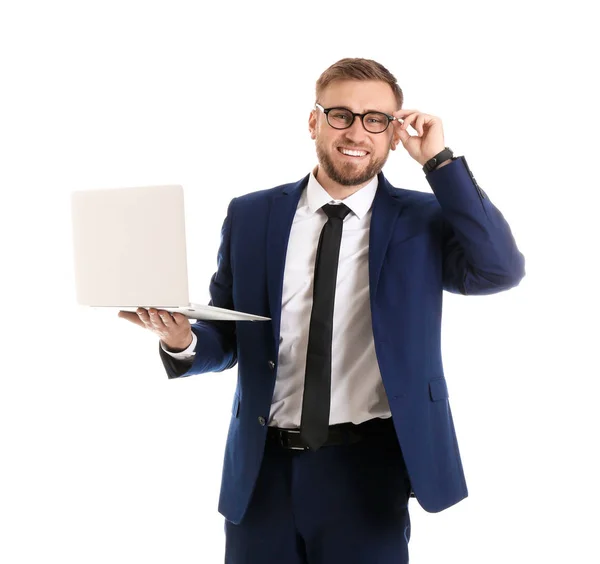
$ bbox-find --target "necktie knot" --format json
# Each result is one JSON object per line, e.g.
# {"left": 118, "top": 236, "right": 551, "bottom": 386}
{"left": 322, "top": 203, "right": 351, "bottom": 221}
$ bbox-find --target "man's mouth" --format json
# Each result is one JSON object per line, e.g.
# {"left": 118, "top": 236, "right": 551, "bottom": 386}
{"left": 337, "top": 147, "right": 369, "bottom": 158}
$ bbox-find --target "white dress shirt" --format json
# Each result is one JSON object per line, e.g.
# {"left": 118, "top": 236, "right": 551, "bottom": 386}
{"left": 163, "top": 171, "right": 392, "bottom": 428}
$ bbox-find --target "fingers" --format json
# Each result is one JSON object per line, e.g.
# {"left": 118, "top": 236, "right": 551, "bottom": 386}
{"left": 119, "top": 308, "right": 188, "bottom": 338}
{"left": 157, "top": 310, "right": 172, "bottom": 327}
{"left": 393, "top": 110, "right": 430, "bottom": 136}
{"left": 140, "top": 308, "right": 187, "bottom": 330}
{"left": 134, "top": 307, "right": 152, "bottom": 327}
{"left": 399, "top": 112, "right": 421, "bottom": 134}
{"left": 129, "top": 308, "right": 163, "bottom": 335}
{"left": 156, "top": 310, "right": 189, "bottom": 327}
{"left": 415, "top": 114, "right": 425, "bottom": 136}
{"left": 146, "top": 308, "right": 169, "bottom": 331}
{"left": 118, "top": 310, "right": 146, "bottom": 328}
{"left": 164, "top": 311, "right": 188, "bottom": 327}
{"left": 393, "top": 120, "right": 409, "bottom": 146}
{"left": 170, "top": 312, "right": 188, "bottom": 325}
{"left": 393, "top": 109, "right": 418, "bottom": 130}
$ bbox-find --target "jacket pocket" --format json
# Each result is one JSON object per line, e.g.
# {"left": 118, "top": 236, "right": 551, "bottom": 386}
{"left": 429, "top": 378, "right": 449, "bottom": 401}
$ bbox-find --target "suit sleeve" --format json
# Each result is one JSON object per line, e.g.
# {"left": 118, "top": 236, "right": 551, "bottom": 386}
{"left": 426, "top": 156, "right": 526, "bottom": 295}
{"left": 160, "top": 198, "right": 238, "bottom": 379}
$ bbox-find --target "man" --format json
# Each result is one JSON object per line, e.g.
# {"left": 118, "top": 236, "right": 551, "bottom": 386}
{"left": 119, "top": 58, "right": 525, "bottom": 563}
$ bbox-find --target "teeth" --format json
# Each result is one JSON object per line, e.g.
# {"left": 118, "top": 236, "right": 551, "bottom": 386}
{"left": 340, "top": 148, "right": 367, "bottom": 157}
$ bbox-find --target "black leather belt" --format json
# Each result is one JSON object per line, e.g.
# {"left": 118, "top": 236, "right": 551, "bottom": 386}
{"left": 267, "top": 417, "right": 394, "bottom": 451}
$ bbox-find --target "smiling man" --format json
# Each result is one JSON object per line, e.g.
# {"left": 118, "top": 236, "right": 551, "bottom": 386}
{"left": 311, "top": 78, "right": 401, "bottom": 196}
{"left": 121, "top": 57, "right": 526, "bottom": 563}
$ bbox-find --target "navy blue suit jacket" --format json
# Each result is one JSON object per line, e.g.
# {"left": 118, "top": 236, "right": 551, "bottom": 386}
{"left": 160, "top": 156, "right": 526, "bottom": 525}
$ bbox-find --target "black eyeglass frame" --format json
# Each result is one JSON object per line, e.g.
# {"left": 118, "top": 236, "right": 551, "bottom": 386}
{"left": 315, "top": 103, "right": 402, "bottom": 134}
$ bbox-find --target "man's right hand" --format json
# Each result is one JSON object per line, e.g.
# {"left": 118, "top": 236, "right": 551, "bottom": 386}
{"left": 118, "top": 308, "right": 193, "bottom": 352}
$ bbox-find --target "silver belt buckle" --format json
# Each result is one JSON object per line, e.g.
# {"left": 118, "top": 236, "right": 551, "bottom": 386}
{"left": 280, "top": 428, "right": 309, "bottom": 451}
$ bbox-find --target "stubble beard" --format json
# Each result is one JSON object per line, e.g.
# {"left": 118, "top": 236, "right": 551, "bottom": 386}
{"left": 316, "top": 139, "right": 390, "bottom": 187}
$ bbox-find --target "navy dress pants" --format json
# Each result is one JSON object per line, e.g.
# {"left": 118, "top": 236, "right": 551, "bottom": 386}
{"left": 225, "top": 417, "right": 412, "bottom": 564}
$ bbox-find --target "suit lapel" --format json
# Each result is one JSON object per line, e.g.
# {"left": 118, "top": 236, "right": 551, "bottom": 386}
{"left": 265, "top": 172, "right": 410, "bottom": 347}
{"left": 369, "top": 173, "right": 406, "bottom": 300}
{"left": 266, "top": 175, "right": 308, "bottom": 347}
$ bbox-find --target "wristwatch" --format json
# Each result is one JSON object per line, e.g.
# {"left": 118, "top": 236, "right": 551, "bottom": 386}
{"left": 422, "top": 147, "right": 455, "bottom": 174}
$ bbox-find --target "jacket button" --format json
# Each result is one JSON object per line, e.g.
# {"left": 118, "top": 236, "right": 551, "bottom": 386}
{"left": 268, "top": 360, "right": 275, "bottom": 369}
{"left": 258, "top": 416, "right": 266, "bottom": 426}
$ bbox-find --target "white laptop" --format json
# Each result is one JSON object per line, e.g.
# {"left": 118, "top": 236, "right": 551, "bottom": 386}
{"left": 70, "top": 184, "right": 270, "bottom": 322}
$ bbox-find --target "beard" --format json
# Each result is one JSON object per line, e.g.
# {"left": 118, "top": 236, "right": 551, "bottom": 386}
{"left": 316, "top": 139, "right": 390, "bottom": 187}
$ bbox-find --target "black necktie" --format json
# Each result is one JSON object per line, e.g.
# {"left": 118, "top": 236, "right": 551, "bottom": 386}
{"left": 300, "top": 203, "right": 351, "bottom": 450}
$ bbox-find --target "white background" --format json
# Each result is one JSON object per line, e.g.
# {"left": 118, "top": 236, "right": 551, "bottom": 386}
{"left": 1, "top": 1, "right": 598, "bottom": 562}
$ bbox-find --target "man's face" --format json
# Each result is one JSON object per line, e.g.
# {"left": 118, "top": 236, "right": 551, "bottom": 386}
{"left": 309, "top": 79, "right": 401, "bottom": 187}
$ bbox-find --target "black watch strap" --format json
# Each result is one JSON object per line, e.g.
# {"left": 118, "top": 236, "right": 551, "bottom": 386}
{"left": 423, "top": 147, "right": 454, "bottom": 173}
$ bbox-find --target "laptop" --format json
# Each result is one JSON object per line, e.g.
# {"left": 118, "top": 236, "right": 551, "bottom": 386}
{"left": 70, "top": 184, "right": 270, "bottom": 322}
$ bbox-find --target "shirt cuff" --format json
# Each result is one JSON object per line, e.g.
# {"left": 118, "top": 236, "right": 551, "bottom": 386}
{"left": 160, "top": 331, "right": 197, "bottom": 359}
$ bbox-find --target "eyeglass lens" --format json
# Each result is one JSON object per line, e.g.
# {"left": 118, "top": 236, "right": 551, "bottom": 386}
{"left": 327, "top": 108, "right": 390, "bottom": 133}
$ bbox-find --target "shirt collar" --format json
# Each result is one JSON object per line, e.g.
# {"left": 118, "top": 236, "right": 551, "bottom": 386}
{"left": 306, "top": 168, "right": 378, "bottom": 220}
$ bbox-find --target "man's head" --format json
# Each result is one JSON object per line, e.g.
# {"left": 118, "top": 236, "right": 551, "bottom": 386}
{"left": 309, "top": 58, "right": 404, "bottom": 190}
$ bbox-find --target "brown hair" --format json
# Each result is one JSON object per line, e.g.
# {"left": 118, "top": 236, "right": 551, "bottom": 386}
{"left": 315, "top": 58, "right": 403, "bottom": 110}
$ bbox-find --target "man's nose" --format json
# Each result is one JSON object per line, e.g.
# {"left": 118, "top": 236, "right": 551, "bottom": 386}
{"left": 344, "top": 117, "right": 369, "bottom": 142}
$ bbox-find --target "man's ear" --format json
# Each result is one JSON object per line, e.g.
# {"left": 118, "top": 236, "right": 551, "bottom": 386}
{"left": 308, "top": 110, "right": 317, "bottom": 140}
{"left": 390, "top": 127, "right": 401, "bottom": 151}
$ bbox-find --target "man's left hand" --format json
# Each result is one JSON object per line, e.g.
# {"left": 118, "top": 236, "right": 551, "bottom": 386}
{"left": 393, "top": 109, "right": 447, "bottom": 167}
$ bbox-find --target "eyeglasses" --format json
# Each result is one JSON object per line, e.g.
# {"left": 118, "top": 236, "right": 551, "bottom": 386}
{"left": 315, "top": 103, "right": 399, "bottom": 134}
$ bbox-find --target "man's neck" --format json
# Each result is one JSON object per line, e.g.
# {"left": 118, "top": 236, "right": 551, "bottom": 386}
{"left": 313, "top": 166, "right": 373, "bottom": 201}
